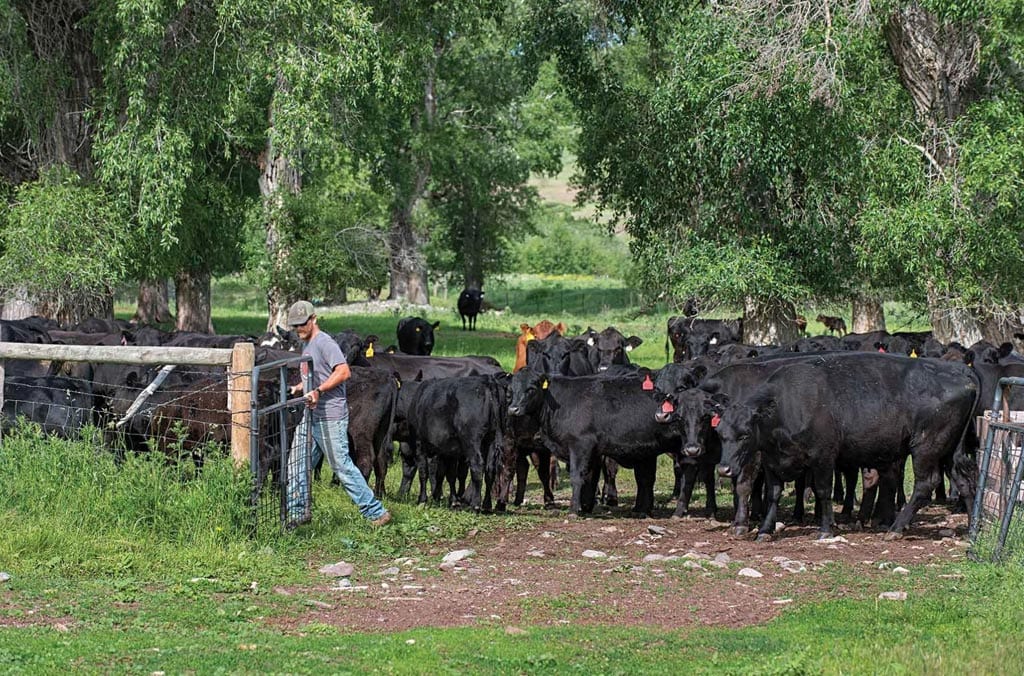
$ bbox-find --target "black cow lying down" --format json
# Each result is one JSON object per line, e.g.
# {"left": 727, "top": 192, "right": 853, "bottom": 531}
{"left": 714, "top": 352, "right": 979, "bottom": 541}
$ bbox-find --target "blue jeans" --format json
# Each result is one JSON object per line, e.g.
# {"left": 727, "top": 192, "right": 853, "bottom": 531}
{"left": 286, "top": 416, "right": 387, "bottom": 522}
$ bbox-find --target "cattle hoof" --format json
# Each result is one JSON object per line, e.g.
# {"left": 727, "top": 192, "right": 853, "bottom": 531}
{"left": 883, "top": 531, "right": 903, "bottom": 541}
{"left": 755, "top": 532, "right": 773, "bottom": 543}
{"left": 543, "top": 502, "right": 559, "bottom": 511}
{"left": 732, "top": 526, "right": 748, "bottom": 537}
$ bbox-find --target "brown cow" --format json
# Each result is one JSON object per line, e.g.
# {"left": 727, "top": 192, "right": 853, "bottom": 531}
{"left": 816, "top": 314, "right": 847, "bottom": 336}
{"left": 512, "top": 320, "right": 567, "bottom": 373}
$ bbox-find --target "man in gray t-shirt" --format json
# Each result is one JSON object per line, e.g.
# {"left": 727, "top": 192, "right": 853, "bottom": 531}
{"left": 284, "top": 300, "right": 391, "bottom": 529}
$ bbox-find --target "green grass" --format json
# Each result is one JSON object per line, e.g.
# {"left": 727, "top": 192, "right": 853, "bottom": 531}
{"left": 3, "top": 426, "right": 1024, "bottom": 672}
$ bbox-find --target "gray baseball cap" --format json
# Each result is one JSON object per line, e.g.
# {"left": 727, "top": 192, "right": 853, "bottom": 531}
{"left": 286, "top": 300, "right": 315, "bottom": 326}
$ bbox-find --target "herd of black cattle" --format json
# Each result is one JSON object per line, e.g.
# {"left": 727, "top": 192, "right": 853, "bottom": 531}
{"left": 3, "top": 311, "right": 1024, "bottom": 541}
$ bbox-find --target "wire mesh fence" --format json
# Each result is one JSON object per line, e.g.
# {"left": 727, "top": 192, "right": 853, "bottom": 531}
{"left": 0, "top": 341, "right": 309, "bottom": 537}
{"left": 970, "top": 379, "right": 1024, "bottom": 563}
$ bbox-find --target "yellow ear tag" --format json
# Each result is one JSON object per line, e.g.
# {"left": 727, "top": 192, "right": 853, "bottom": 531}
{"left": 365, "top": 344, "right": 375, "bottom": 358}
{"left": 910, "top": 349, "right": 918, "bottom": 358}
{"left": 395, "top": 378, "right": 401, "bottom": 389}
{"left": 542, "top": 379, "right": 549, "bottom": 390}
{"left": 525, "top": 332, "right": 536, "bottom": 342}
{"left": 415, "top": 327, "right": 421, "bottom": 332}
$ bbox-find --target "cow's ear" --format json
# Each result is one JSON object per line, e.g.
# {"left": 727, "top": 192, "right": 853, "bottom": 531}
{"left": 554, "top": 322, "right": 567, "bottom": 335}
{"left": 432, "top": 321, "right": 440, "bottom": 330}
{"left": 520, "top": 323, "right": 530, "bottom": 334}
{"left": 626, "top": 336, "right": 643, "bottom": 351}
{"left": 998, "top": 342, "right": 1014, "bottom": 359}
{"left": 710, "top": 392, "right": 730, "bottom": 411}
{"left": 964, "top": 350, "right": 976, "bottom": 367}
{"left": 692, "top": 365, "right": 708, "bottom": 382}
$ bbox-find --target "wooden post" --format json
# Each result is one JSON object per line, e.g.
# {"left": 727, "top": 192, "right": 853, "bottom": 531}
{"left": 229, "top": 342, "right": 255, "bottom": 469}
{"left": 0, "top": 358, "right": 5, "bottom": 445}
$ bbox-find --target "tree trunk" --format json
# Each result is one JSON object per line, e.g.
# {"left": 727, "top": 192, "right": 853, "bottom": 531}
{"left": 9, "top": 0, "right": 98, "bottom": 180}
{"left": 887, "top": 6, "right": 984, "bottom": 342}
{"left": 851, "top": 297, "right": 886, "bottom": 333}
{"left": 133, "top": 278, "right": 173, "bottom": 325}
{"left": 259, "top": 72, "right": 303, "bottom": 332}
{"left": 743, "top": 297, "right": 801, "bottom": 346}
{"left": 0, "top": 288, "right": 38, "bottom": 321}
{"left": 175, "top": 269, "right": 213, "bottom": 333}
{"left": 386, "top": 41, "right": 440, "bottom": 306}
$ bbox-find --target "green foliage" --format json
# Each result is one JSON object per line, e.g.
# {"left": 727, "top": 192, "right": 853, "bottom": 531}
{"left": 514, "top": 204, "right": 630, "bottom": 277}
{"left": 0, "top": 167, "right": 129, "bottom": 314}
{"left": 242, "top": 155, "right": 389, "bottom": 299}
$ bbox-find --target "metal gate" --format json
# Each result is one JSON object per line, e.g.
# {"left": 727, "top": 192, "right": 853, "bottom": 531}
{"left": 250, "top": 354, "right": 312, "bottom": 536}
{"left": 969, "top": 376, "right": 1024, "bottom": 562}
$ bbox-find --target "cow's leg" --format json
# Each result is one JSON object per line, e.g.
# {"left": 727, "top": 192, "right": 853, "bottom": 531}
{"left": 600, "top": 457, "right": 619, "bottom": 507}
{"left": 631, "top": 457, "right": 657, "bottom": 517}
{"left": 793, "top": 473, "right": 807, "bottom": 524}
{"left": 888, "top": 456, "right": 942, "bottom": 537}
{"left": 671, "top": 458, "right": 683, "bottom": 500}
{"left": 535, "top": 450, "right": 555, "bottom": 506}
{"left": 811, "top": 466, "right": 836, "bottom": 538}
{"left": 756, "top": 471, "right": 784, "bottom": 541}
{"left": 872, "top": 463, "right": 899, "bottom": 528}
{"left": 859, "top": 467, "right": 879, "bottom": 526}
{"left": 702, "top": 462, "right": 718, "bottom": 518}
{"left": 835, "top": 465, "right": 859, "bottom": 524}
{"left": 513, "top": 451, "right": 529, "bottom": 506}
{"left": 397, "top": 442, "right": 415, "bottom": 497}
{"left": 731, "top": 461, "right": 759, "bottom": 536}
{"left": 948, "top": 446, "right": 977, "bottom": 524}
{"left": 750, "top": 467, "right": 766, "bottom": 524}
{"left": 672, "top": 462, "right": 698, "bottom": 518}
{"left": 570, "top": 451, "right": 600, "bottom": 515}
{"left": 832, "top": 467, "right": 845, "bottom": 503}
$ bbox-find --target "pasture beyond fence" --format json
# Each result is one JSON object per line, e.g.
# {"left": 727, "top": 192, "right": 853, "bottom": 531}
{"left": 970, "top": 377, "right": 1024, "bottom": 563}
{"left": 0, "top": 341, "right": 308, "bottom": 535}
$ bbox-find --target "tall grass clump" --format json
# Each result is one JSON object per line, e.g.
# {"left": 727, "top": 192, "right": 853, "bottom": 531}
{"left": 0, "top": 424, "right": 298, "bottom": 581}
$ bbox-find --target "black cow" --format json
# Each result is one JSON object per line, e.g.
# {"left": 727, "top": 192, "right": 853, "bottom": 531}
{"left": 259, "top": 325, "right": 303, "bottom": 352}
{"left": 654, "top": 386, "right": 727, "bottom": 518}
{"left": 344, "top": 367, "right": 400, "bottom": 497}
{"left": 507, "top": 370, "right": 680, "bottom": 516}
{"left": 840, "top": 330, "right": 890, "bottom": 352}
{"left": 405, "top": 374, "right": 513, "bottom": 511}
{"left": 3, "top": 375, "right": 94, "bottom": 439}
{"left": 396, "top": 317, "right": 439, "bottom": 355}
{"left": 585, "top": 326, "right": 643, "bottom": 372}
{"left": 790, "top": 335, "right": 844, "bottom": 353}
{"left": 666, "top": 316, "right": 743, "bottom": 363}
{"left": 714, "top": 353, "right": 979, "bottom": 540}
{"left": 964, "top": 340, "right": 1019, "bottom": 366}
{"left": 0, "top": 319, "right": 52, "bottom": 344}
{"left": 365, "top": 352, "right": 502, "bottom": 381}
{"left": 816, "top": 314, "right": 847, "bottom": 336}
{"left": 163, "top": 332, "right": 258, "bottom": 348}
{"left": 457, "top": 288, "right": 484, "bottom": 331}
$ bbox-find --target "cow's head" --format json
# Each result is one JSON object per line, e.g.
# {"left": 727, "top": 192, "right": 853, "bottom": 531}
{"left": 655, "top": 388, "right": 727, "bottom": 458}
{"left": 507, "top": 369, "right": 548, "bottom": 417}
{"left": 715, "top": 393, "right": 776, "bottom": 478}
{"left": 588, "top": 326, "right": 643, "bottom": 371}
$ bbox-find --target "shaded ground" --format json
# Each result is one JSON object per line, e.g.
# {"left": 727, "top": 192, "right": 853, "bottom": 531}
{"left": 268, "top": 502, "right": 969, "bottom": 635}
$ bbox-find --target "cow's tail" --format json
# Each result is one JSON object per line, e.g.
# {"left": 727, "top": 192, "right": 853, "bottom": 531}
{"left": 485, "top": 379, "right": 515, "bottom": 507}
{"left": 664, "top": 337, "right": 670, "bottom": 365}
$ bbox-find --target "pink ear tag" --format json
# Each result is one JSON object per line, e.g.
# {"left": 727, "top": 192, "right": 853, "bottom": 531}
{"left": 642, "top": 374, "right": 654, "bottom": 391}
{"left": 661, "top": 400, "right": 674, "bottom": 414}
{"left": 711, "top": 413, "right": 721, "bottom": 428}
{"left": 877, "top": 346, "right": 886, "bottom": 353}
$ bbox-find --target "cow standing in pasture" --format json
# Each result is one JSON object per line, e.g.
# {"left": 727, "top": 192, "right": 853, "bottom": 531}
{"left": 714, "top": 353, "right": 979, "bottom": 541}
{"left": 507, "top": 369, "right": 682, "bottom": 517}
{"left": 816, "top": 314, "right": 847, "bottom": 336}
{"left": 457, "top": 288, "right": 484, "bottom": 331}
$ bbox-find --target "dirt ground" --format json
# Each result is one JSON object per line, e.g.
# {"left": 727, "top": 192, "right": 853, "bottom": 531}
{"left": 269, "top": 501, "right": 970, "bottom": 634}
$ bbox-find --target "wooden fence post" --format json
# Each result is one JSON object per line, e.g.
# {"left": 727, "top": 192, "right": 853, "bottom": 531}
{"left": 230, "top": 342, "right": 255, "bottom": 469}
